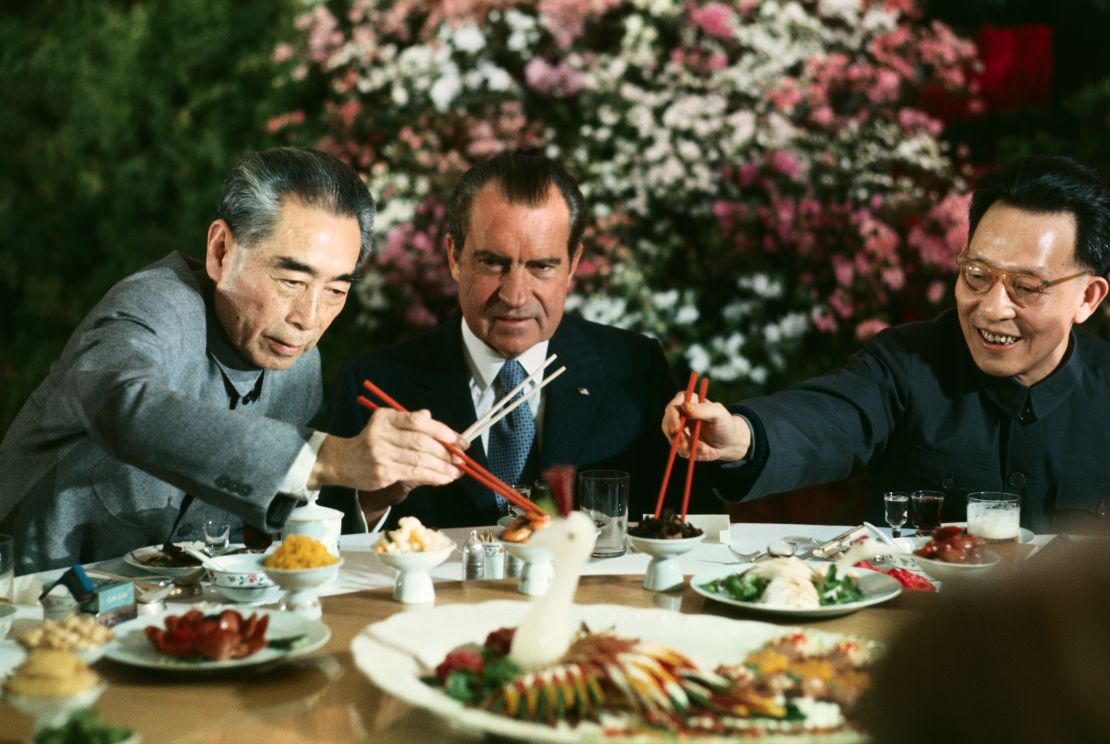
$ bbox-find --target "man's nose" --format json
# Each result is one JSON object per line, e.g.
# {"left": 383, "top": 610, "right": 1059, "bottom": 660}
{"left": 288, "top": 289, "right": 321, "bottom": 329}
{"left": 978, "top": 278, "right": 1017, "bottom": 319}
{"left": 498, "top": 267, "right": 529, "bottom": 307}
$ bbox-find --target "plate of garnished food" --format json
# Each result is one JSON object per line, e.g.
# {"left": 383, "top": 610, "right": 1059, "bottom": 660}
{"left": 103, "top": 606, "right": 329, "bottom": 672}
{"left": 124, "top": 542, "right": 209, "bottom": 577}
{"left": 351, "top": 600, "right": 880, "bottom": 743}
{"left": 691, "top": 557, "right": 902, "bottom": 618}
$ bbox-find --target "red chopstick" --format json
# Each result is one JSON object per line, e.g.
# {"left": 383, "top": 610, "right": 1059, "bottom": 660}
{"left": 681, "top": 377, "right": 709, "bottom": 521}
{"left": 653, "top": 371, "right": 698, "bottom": 519}
{"left": 357, "top": 381, "right": 546, "bottom": 518}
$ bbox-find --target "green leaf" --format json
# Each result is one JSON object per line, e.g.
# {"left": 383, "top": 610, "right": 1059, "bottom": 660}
{"left": 268, "top": 634, "right": 306, "bottom": 651}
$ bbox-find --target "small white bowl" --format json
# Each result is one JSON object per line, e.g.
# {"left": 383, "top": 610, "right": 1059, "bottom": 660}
{"left": 627, "top": 533, "right": 706, "bottom": 591}
{"left": 262, "top": 559, "right": 343, "bottom": 620}
{"left": 913, "top": 550, "right": 1000, "bottom": 583}
{"left": 212, "top": 583, "right": 283, "bottom": 605}
{"left": 6, "top": 682, "right": 107, "bottom": 728}
{"left": 0, "top": 602, "right": 15, "bottom": 641}
{"left": 376, "top": 544, "right": 455, "bottom": 604}
{"left": 207, "top": 553, "right": 277, "bottom": 589}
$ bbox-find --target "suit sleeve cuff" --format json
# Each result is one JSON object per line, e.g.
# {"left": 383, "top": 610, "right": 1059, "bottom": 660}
{"left": 278, "top": 431, "right": 328, "bottom": 501}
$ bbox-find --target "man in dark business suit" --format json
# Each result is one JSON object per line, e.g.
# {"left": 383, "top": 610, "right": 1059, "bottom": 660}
{"left": 663, "top": 155, "right": 1110, "bottom": 534}
{"left": 324, "top": 152, "right": 716, "bottom": 530}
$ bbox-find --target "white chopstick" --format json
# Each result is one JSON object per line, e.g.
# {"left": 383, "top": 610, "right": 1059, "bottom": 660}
{"left": 462, "top": 361, "right": 566, "bottom": 443}
{"left": 462, "top": 354, "right": 556, "bottom": 439}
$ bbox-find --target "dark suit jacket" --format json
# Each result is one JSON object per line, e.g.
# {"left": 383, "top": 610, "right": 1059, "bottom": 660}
{"left": 714, "top": 309, "right": 1110, "bottom": 534}
{"left": 321, "top": 314, "right": 717, "bottom": 531}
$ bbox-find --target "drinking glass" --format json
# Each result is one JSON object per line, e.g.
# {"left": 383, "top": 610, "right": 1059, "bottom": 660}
{"left": 966, "top": 492, "right": 1021, "bottom": 543}
{"left": 0, "top": 534, "right": 12, "bottom": 603}
{"left": 911, "top": 491, "right": 945, "bottom": 535}
{"left": 204, "top": 520, "right": 231, "bottom": 556}
{"left": 578, "top": 470, "right": 629, "bottom": 558}
{"left": 883, "top": 492, "right": 910, "bottom": 538}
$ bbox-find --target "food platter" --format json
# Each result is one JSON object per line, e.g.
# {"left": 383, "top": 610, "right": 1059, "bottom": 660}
{"left": 104, "top": 607, "right": 330, "bottom": 672}
{"left": 351, "top": 600, "right": 868, "bottom": 743}
{"left": 689, "top": 562, "right": 902, "bottom": 618}
{"left": 124, "top": 543, "right": 208, "bottom": 577}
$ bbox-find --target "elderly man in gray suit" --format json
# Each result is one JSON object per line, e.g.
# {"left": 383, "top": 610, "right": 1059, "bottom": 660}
{"left": 0, "top": 147, "right": 464, "bottom": 572}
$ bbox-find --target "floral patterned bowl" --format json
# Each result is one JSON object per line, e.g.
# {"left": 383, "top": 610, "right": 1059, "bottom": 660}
{"left": 206, "top": 553, "right": 276, "bottom": 589}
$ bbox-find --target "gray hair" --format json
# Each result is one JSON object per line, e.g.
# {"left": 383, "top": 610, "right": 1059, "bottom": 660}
{"left": 217, "top": 147, "right": 375, "bottom": 269}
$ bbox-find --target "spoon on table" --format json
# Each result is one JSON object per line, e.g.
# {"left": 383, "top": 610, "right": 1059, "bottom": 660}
{"left": 727, "top": 540, "right": 796, "bottom": 563}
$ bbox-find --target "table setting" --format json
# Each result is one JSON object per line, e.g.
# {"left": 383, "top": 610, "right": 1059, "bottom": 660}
{"left": 0, "top": 372, "right": 1065, "bottom": 741}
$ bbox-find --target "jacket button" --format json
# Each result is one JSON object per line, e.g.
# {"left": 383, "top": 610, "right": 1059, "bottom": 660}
{"left": 216, "top": 475, "right": 230, "bottom": 488}
{"left": 1008, "top": 472, "right": 1026, "bottom": 488}
{"left": 942, "top": 476, "right": 955, "bottom": 489}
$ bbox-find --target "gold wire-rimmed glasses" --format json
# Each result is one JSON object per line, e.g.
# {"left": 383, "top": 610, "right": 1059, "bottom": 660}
{"left": 956, "top": 251, "right": 1091, "bottom": 307}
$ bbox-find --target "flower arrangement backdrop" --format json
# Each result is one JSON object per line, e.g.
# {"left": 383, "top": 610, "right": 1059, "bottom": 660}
{"left": 276, "top": 0, "right": 979, "bottom": 405}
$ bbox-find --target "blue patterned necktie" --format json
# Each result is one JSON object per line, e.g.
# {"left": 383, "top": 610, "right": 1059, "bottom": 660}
{"left": 487, "top": 360, "right": 536, "bottom": 512}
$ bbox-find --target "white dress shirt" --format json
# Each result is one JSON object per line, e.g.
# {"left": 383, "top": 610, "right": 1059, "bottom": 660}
{"left": 460, "top": 320, "right": 549, "bottom": 452}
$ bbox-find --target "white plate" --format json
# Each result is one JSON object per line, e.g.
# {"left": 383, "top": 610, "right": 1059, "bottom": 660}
{"left": 351, "top": 600, "right": 868, "bottom": 743}
{"left": 104, "top": 607, "right": 330, "bottom": 671}
{"left": 690, "top": 562, "right": 902, "bottom": 618}
{"left": 124, "top": 543, "right": 208, "bottom": 577}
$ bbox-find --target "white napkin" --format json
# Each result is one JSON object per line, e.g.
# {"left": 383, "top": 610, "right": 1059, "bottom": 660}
{"left": 11, "top": 574, "right": 44, "bottom": 606}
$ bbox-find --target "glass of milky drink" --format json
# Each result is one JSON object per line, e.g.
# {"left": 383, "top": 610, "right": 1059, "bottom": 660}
{"left": 966, "top": 492, "right": 1021, "bottom": 543}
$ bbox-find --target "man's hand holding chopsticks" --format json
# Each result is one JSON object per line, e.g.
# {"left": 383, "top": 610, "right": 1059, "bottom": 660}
{"left": 309, "top": 408, "right": 467, "bottom": 493}
{"left": 661, "top": 392, "right": 753, "bottom": 463}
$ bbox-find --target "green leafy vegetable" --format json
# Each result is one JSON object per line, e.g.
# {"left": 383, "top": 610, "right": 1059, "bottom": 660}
{"left": 701, "top": 573, "right": 769, "bottom": 602}
{"left": 33, "top": 708, "right": 133, "bottom": 744}
{"left": 267, "top": 634, "right": 306, "bottom": 651}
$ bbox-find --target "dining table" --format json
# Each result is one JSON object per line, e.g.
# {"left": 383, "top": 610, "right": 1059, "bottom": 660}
{"left": 0, "top": 521, "right": 1047, "bottom": 743}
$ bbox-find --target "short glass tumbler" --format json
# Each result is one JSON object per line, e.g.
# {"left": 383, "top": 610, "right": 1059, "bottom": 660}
{"left": 911, "top": 491, "right": 945, "bottom": 536}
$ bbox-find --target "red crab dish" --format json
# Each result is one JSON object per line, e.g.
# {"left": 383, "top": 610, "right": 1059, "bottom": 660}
{"left": 144, "top": 609, "right": 269, "bottom": 661}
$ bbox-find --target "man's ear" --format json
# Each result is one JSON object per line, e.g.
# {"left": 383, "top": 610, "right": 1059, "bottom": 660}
{"left": 1074, "top": 275, "right": 1110, "bottom": 324}
{"left": 446, "top": 234, "right": 462, "bottom": 282}
{"left": 206, "top": 220, "right": 234, "bottom": 282}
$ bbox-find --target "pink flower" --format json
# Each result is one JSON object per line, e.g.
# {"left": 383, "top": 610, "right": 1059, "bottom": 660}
{"left": 832, "top": 255, "right": 855, "bottom": 287}
{"left": 855, "top": 318, "right": 890, "bottom": 340}
{"left": 881, "top": 266, "right": 906, "bottom": 290}
{"left": 524, "top": 58, "right": 585, "bottom": 97}
{"left": 809, "top": 106, "right": 835, "bottom": 127}
{"left": 927, "top": 280, "right": 949, "bottom": 304}
{"left": 690, "top": 3, "right": 735, "bottom": 40}
{"left": 272, "top": 43, "right": 295, "bottom": 64}
{"left": 765, "top": 150, "right": 802, "bottom": 179}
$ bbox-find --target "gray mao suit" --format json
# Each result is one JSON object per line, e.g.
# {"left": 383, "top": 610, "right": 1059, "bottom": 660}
{"left": 0, "top": 252, "right": 319, "bottom": 572}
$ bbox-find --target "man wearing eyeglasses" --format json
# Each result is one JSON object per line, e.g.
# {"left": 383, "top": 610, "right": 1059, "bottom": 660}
{"left": 663, "top": 155, "right": 1110, "bottom": 533}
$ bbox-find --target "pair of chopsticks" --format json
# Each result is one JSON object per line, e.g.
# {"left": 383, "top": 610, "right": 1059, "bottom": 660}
{"left": 460, "top": 354, "right": 566, "bottom": 443}
{"left": 654, "top": 371, "right": 710, "bottom": 522}
{"left": 357, "top": 379, "right": 547, "bottom": 518}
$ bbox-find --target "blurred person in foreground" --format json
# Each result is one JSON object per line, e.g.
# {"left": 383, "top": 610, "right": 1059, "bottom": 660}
{"left": 0, "top": 147, "right": 463, "bottom": 573}
{"left": 663, "top": 155, "right": 1110, "bottom": 534}
{"left": 864, "top": 537, "right": 1110, "bottom": 743}
{"left": 324, "top": 151, "right": 718, "bottom": 531}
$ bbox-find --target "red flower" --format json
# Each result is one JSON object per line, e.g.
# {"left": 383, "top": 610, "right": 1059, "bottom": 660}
{"left": 975, "top": 25, "right": 1053, "bottom": 111}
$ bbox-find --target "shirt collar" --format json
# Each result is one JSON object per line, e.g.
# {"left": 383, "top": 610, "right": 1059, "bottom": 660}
{"left": 460, "top": 319, "right": 550, "bottom": 391}
{"left": 977, "top": 329, "right": 1082, "bottom": 422}
{"left": 202, "top": 275, "right": 265, "bottom": 401}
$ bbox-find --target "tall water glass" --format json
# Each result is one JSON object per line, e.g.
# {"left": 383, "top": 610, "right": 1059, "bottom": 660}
{"left": 578, "top": 470, "right": 629, "bottom": 558}
{"left": 966, "top": 492, "right": 1021, "bottom": 543}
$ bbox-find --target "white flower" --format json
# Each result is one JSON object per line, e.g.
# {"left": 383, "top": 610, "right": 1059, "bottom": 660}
{"left": 686, "top": 344, "right": 711, "bottom": 373}
{"left": 818, "top": 0, "right": 862, "bottom": 20}
{"left": 429, "top": 64, "right": 461, "bottom": 111}
{"left": 451, "top": 24, "right": 486, "bottom": 54}
{"left": 675, "top": 304, "right": 700, "bottom": 325}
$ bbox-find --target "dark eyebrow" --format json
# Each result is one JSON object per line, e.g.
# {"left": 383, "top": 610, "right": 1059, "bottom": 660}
{"left": 275, "top": 256, "right": 357, "bottom": 284}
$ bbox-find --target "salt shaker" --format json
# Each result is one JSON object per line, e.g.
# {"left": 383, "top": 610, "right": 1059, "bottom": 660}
{"left": 482, "top": 532, "right": 505, "bottom": 580}
{"left": 462, "top": 529, "right": 484, "bottom": 580}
